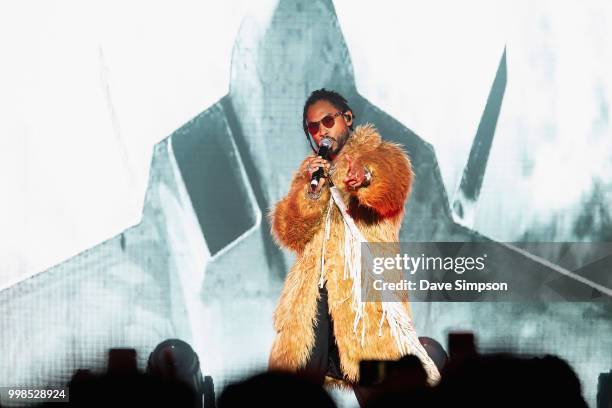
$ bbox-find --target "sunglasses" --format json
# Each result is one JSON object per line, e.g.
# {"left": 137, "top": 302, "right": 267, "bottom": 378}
{"left": 306, "top": 112, "right": 343, "bottom": 136}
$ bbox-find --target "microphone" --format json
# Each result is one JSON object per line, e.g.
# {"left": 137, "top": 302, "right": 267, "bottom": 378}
{"left": 310, "top": 138, "right": 333, "bottom": 190}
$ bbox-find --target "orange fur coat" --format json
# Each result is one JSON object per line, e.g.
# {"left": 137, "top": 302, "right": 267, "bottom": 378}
{"left": 268, "top": 124, "right": 438, "bottom": 388}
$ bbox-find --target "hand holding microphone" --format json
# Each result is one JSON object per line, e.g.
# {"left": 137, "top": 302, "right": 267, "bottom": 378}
{"left": 305, "top": 138, "right": 333, "bottom": 193}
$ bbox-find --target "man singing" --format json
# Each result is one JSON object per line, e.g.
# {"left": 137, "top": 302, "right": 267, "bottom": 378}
{"left": 268, "top": 89, "right": 440, "bottom": 397}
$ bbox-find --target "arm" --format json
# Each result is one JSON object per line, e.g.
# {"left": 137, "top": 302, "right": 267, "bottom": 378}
{"left": 268, "top": 158, "right": 330, "bottom": 254}
{"left": 346, "top": 141, "right": 413, "bottom": 218}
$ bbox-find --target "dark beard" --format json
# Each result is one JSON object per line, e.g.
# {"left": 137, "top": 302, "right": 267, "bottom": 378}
{"left": 331, "top": 129, "right": 350, "bottom": 155}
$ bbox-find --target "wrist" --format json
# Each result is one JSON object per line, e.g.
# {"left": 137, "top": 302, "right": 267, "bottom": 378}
{"left": 305, "top": 182, "right": 327, "bottom": 200}
{"left": 306, "top": 189, "right": 322, "bottom": 200}
{"left": 362, "top": 166, "right": 372, "bottom": 187}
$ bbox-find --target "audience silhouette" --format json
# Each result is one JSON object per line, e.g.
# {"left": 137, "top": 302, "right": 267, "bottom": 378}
{"left": 20, "top": 334, "right": 602, "bottom": 408}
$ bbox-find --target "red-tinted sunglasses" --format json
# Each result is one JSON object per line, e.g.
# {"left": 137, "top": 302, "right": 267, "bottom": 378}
{"left": 306, "top": 112, "right": 343, "bottom": 136}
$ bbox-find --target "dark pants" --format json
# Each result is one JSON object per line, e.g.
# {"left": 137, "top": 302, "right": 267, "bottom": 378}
{"left": 296, "top": 285, "right": 375, "bottom": 407}
{"left": 296, "top": 284, "right": 343, "bottom": 385}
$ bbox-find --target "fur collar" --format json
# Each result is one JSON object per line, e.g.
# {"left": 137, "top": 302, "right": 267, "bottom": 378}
{"left": 347, "top": 123, "right": 381, "bottom": 147}
{"left": 336, "top": 123, "right": 382, "bottom": 159}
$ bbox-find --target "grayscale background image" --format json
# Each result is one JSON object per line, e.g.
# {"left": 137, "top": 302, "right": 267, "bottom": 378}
{"left": 1, "top": 1, "right": 611, "bottom": 406}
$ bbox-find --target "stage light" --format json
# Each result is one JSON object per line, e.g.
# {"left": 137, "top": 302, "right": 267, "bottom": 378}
{"left": 419, "top": 336, "right": 448, "bottom": 372}
{"left": 147, "top": 339, "right": 215, "bottom": 408}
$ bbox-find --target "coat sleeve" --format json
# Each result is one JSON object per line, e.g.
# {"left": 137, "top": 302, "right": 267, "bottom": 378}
{"left": 268, "top": 158, "right": 330, "bottom": 254}
{"left": 349, "top": 141, "right": 413, "bottom": 218}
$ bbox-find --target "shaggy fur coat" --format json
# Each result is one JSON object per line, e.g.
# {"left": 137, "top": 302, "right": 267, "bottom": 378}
{"left": 268, "top": 124, "right": 437, "bottom": 388}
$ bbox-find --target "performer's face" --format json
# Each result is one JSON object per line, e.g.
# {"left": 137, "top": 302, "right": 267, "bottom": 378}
{"left": 306, "top": 99, "right": 353, "bottom": 158}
